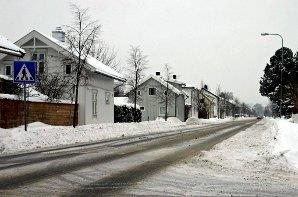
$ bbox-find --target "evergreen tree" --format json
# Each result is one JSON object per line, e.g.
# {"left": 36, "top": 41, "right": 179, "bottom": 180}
{"left": 260, "top": 47, "right": 298, "bottom": 117}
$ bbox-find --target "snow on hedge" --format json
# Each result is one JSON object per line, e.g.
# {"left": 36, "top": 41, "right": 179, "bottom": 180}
{"left": 114, "top": 97, "right": 139, "bottom": 108}
{"left": 274, "top": 118, "right": 298, "bottom": 169}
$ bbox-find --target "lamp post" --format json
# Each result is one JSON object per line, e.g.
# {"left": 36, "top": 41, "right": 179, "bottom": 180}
{"left": 261, "top": 33, "right": 284, "bottom": 117}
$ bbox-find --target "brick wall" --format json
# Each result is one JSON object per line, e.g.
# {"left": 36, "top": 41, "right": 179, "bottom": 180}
{"left": 0, "top": 99, "right": 77, "bottom": 129}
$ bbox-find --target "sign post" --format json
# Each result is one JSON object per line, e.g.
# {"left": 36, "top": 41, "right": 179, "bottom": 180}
{"left": 13, "top": 61, "right": 36, "bottom": 131}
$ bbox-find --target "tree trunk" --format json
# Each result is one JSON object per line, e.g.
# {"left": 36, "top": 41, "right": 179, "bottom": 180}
{"left": 134, "top": 68, "right": 138, "bottom": 122}
{"left": 73, "top": 75, "right": 80, "bottom": 128}
{"left": 165, "top": 81, "right": 168, "bottom": 121}
{"left": 294, "top": 84, "right": 298, "bottom": 114}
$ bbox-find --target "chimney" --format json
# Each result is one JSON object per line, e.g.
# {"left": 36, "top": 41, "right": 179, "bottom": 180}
{"left": 156, "top": 72, "right": 160, "bottom": 76}
{"left": 52, "top": 27, "right": 65, "bottom": 42}
{"left": 173, "top": 75, "right": 177, "bottom": 80}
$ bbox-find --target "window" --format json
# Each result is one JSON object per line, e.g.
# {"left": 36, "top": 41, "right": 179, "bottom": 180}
{"left": 39, "top": 53, "right": 45, "bottom": 60}
{"left": 32, "top": 52, "right": 46, "bottom": 75}
{"left": 140, "top": 106, "right": 145, "bottom": 111}
{"left": 159, "top": 106, "right": 166, "bottom": 116}
{"left": 5, "top": 65, "right": 11, "bottom": 76}
{"left": 92, "top": 90, "right": 98, "bottom": 117}
{"left": 149, "top": 88, "right": 156, "bottom": 95}
{"left": 105, "top": 92, "right": 111, "bottom": 104}
{"left": 137, "top": 90, "right": 141, "bottom": 96}
{"left": 65, "top": 65, "right": 72, "bottom": 74}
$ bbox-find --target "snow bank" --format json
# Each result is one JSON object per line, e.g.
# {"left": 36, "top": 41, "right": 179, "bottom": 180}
{"left": 186, "top": 117, "right": 236, "bottom": 125}
{"left": 0, "top": 120, "right": 187, "bottom": 154}
{"left": 185, "top": 117, "right": 201, "bottom": 125}
{"left": 274, "top": 118, "right": 298, "bottom": 169}
{"left": 127, "top": 118, "right": 298, "bottom": 195}
{"left": 292, "top": 114, "right": 298, "bottom": 123}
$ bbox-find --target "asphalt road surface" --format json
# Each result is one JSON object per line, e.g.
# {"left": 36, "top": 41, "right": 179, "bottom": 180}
{"left": 0, "top": 119, "right": 257, "bottom": 196}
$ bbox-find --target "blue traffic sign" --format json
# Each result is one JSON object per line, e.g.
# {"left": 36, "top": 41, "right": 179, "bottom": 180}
{"left": 13, "top": 61, "right": 36, "bottom": 83}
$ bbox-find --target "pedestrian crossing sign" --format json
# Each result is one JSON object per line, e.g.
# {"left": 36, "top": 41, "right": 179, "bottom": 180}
{"left": 13, "top": 61, "right": 36, "bottom": 83}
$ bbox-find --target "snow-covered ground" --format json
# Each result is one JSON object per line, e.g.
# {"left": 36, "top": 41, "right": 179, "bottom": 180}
{"left": 126, "top": 118, "right": 298, "bottom": 196}
{"left": 0, "top": 117, "right": 242, "bottom": 155}
{"left": 274, "top": 118, "right": 298, "bottom": 170}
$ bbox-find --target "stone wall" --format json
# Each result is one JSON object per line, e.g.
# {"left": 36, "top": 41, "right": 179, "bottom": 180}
{"left": 0, "top": 99, "right": 76, "bottom": 128}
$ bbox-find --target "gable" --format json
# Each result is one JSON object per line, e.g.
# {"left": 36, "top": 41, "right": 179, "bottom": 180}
{"left": 22, "top": 38, "right": 48, "bottom": 47}
{"left": 138, "top": 77, "right": 180, "bottom": 96}
{"left": 22, "top": 38, "right": 34, "bottom": 46}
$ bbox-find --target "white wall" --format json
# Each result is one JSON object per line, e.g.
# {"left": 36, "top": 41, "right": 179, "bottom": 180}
{"left": 78, "top": 72, "right": 114, "bottom": 124}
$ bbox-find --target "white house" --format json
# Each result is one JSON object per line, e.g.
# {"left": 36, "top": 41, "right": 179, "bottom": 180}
{"left": 126, "top": 74, "right": 187, "bottom": 121}
{"left": 182, "top": 84, "right": 199, "bottom": 119}
{"left": 201, "top": 88, "right": 220, "bottom": 118}
{"left": 0, "top": 29, "right": 125, "bottom": 124}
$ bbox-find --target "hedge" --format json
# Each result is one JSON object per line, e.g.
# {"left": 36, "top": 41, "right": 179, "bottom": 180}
{"left": 114, "top": 105, "right": 142, "bottom": 123}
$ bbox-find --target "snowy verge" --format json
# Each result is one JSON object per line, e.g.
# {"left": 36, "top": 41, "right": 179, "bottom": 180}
{"left": 0, "top": 117, "right": 249, "bottom": 155}
{"left": 0, "top": 120, "right": 187, "bottom": 155}
{"left": 274, "top": 118, "right": 298, "bottom": 170}
{"left": 126, "top": 118, "right": 298, "bottom": 196}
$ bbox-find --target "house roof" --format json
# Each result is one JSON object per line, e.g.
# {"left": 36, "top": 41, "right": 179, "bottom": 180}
{"left": 138, "top": 74, "right": 188, "bottom": 96}
{"left": 0, "top": 30, "right": 125, "bottom": 81}
{"left": 0, "top": 35, "right": 25, "bottom": 57}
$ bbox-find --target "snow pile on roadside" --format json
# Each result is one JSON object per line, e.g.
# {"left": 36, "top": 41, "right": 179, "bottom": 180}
{"left": 274, "top": 118, "right": 298, "bottom": 169}
{"left": 185, "top": 117, "right": 201, "bottom": 125}
{"left": 191, "top": 119, "right": 286, "bottom": 177}
{"left": 0, "top": 120, "right": 188, "bottom": 154}
{"left": 185, "top": 116, "right": 237, "bottom": 125}
{"left": 167, "top": 117, "right": 182, "bottom": 124}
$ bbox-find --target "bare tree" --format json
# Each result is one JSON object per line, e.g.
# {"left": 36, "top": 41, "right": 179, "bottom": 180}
{"left": 193, "top": 89, "right": 209, "bottom": 118}
{"left": 65, "top": 3, "right": 101, "bottom": 127}
{"left": 91, "top": 40, "right": 120, "bottom": 71}
{"left": 154, "top": 64, "right": 177, "bottom": 121}
{"left": 36, "top": 73, "right": 72, "bottom": 101}
{"left": 126, "top": 45, "right": 148, "bottom": 122}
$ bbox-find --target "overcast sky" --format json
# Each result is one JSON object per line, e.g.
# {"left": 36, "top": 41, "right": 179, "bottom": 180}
{"left": 1, "top": 0, "right": 297, "bottom": 105}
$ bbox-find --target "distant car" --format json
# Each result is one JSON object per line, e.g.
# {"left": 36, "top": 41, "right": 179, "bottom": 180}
{"left": 257, "top": 116, "right": 262, "bottom": 120}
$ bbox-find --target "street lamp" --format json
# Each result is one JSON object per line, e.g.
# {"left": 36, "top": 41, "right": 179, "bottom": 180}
{"left": 261, "top": 32, "right": 284, "bottom": 117}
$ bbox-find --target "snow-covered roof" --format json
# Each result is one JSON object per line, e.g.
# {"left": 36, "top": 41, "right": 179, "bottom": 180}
{"left": 139, "top": 75, "right": 188, "bottom": 96}
{"left": 0, "top": 35, "right": 25, "bottom": 57}
{"left": 114, "top": 97, "right": 139, "bottom": 108}
{"left": 184, "top": 83, "right": 196, "bottom": 88}
{"left": 38, "top": 31, "right": 126, "bottom": 82}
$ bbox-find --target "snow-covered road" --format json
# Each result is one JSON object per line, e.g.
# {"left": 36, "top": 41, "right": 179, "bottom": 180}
{"left": 0, "top": 119, "right": 256, "bottom": 196}
{"left": 123, "top": 118, "right": 298, "bottom": 196}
